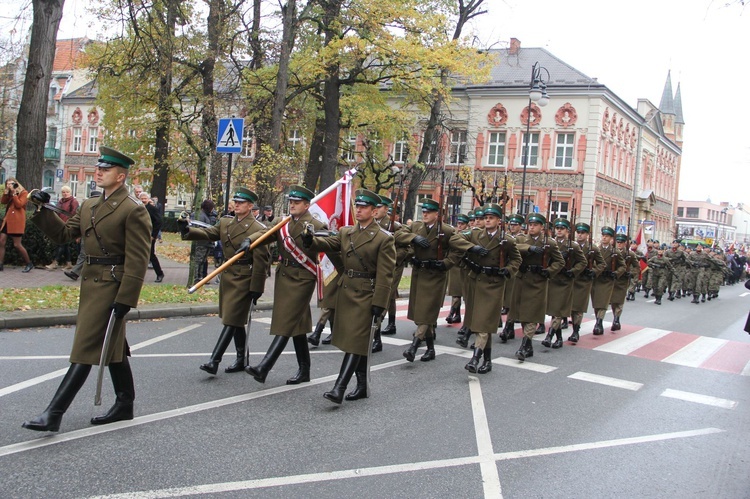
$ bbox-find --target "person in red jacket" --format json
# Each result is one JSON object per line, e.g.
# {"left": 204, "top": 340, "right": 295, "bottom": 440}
{"left": 45, "top": 185, "right": 80, "bottom": 270}
{"left": 0, "top": 178, "right": 33, "bottom": 272}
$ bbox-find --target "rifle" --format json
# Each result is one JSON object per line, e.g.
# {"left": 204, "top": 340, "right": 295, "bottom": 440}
{"left": 566, "top": 198, "right": 576, "bottom": 270}
{"left": 611, "top": 211, "right": 620, "bottom": 272}
{"left": 500, "top": 174, "right": 508, "bottom": 268}
{"left": 436, "top": 165, "right": 446, "bottom": 260}
{"left": 542, "top": 189, "right": 552, "bottom": 268}
{"left": 390, "top": 167, "right": 405, "bottom": 232}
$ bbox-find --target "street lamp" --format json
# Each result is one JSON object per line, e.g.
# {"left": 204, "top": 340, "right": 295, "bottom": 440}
{"left": 519, "top": 62, "right": 550, "bottom": 216}
{"left": 715, "top": 207, "right": 728, "bottom": 247}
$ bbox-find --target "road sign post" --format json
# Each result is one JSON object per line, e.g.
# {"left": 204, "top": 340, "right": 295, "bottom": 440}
{"left": 217, "top": 118, "right": 244, "bottom": 212}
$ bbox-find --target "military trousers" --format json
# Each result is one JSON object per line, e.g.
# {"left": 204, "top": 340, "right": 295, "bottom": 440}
{"left": 571, "top": 311, "right": 584, "bottom": 327}
{"left": 414, "top": 323, "right": 435, "bottom": 340}
{"left": 522, "top": 322, "right": 538, "bottom": 340}
{"left": 611, "top": 303, "right": 624, "bottom": 318}
{"left": 651, "top": 271, "right": 669, "bottom": 297}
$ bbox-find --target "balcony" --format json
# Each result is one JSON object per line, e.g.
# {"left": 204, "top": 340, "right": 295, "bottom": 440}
{"left": 44, "top": 147, "right": 60, "bottom": 160}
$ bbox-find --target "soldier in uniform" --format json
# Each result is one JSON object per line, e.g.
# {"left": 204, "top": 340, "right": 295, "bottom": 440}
{"left": 303, "top": 189, "right": 395, "bottom": 403}
{"left": 646, "top": 246, "right": 674, "bottom": 305}
{"left": 457, "top": 206, "right": 485, "bottom": 347}
{"left": 307, "top": 250, "right": 343, "bottom": 347}
{"left": 395, "top": 199, "right": 473, "bottom": 362}
{"left": 23, "top": 147, "right": 151, "bottom": 432}
{"left": 461, "top": 204, "right": 522, "bottom": 371}
{"left": 590, "top": 226, "right": 626, "bottom": 335}
{"left": 665, "top": 239, "right": 689, "bottom": 300}
{"left": 541, "top": 218, "right": 586, "bottom": 349}
{"left": 245, "top": 185, "right": 327, "bottom": 384}
{"left": 610, "top": 234, "right": 637, "bottom": 328}
{"left": 178, "top": 187, "right": 269, "bottom": 374}
{"left": 499, "top": 213, "right": 526, "bottom": 343}
{"left": 642, "top": 240, "right": 658, "bottom": 297}
{"left": 511, "top": 213, "right": 565, "bottom": 361}
{"left": 446, "top": 213, "right": 470, "bottom": 325}
{"left": 626, "top": 242, "right": 642, "bottom": 301}
{"left": 568, "top": 222, "right": 606, "bottom": 343}
{"left": 707, "top": 249, "right": 730, "bottom": 300}
{"left": 687, "top": 244, "right": 711, "bottom": 303}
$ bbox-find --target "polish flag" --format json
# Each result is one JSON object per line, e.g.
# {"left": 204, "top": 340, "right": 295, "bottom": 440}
{"left": 634, "top": 224, "right": 647, "bottom": 255}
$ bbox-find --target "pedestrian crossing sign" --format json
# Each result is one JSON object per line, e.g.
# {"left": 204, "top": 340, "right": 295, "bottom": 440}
{"left": 217, "top": 118, "right": 244, "bottom": 153}
{"left": 616, "top": 225, "right": 627, "bottom": 234}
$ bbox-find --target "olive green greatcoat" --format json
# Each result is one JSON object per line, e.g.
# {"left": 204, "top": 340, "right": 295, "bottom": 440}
{"left": 461, "top": 230, "right": 522, "bottom": 334}
{"left": 183, "top": 215, "right": 269, "bottom": 327}
{"left": 546, "top": 238, "right": 587, "bottom": 317}
{"left": 611, "top": 249, "right": 638, "bottom": 304}
{"left": 310, "top": 224, "right": 396, "bottom": 356}
{"left": 503, "top": 232, "right": 526, "bottom": 312}
{"left": 591, "top": 244, "right": 626, "bottom": 309}
{"left": 395, "top": 221, "right": 473, "bottom": 324}
{"left": 571, "top": 241, "right": 606, "bottom": 313}
{"left": 511, "top": 234, "right": 565, "bottom": 324}
{"left": 32, "top": 185, "right": 151, "bottom": 365}
{"left": 379, "top": 218, "right": 411, "bottom": 302}
{"left": 319, "top": 251, "right": 344, "bottom": 309}
{"left": 252, "top": 212, "right": 327, "bottom": 336}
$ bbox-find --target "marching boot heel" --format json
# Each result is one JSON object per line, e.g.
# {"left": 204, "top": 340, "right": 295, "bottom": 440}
{"left": 308, "top": 321, "right": 325, "bottom": 346}
{"left": 477, "top": 348, "right": 492, "bottom": 374}
{"left": 287, "top": 335, "right": 311, "bottom": 384}
{"left": 345, "top": 357, "right": 368, "bottom": 401}
{"left": 245, "top": 335, "right": 289, "bottom": 383}
{"left": 561, "top": 317, "right": 569, "bottom": 329}
{"left": 403, "top": 337, "right": 421, "bottom": 362}
{"left": 515, "top": 337, "right": 533, "bottom": 362}
{"left": 541, "top": 328, "right": 555, "bottom": 348}
{"left": 568, "top": 324, "right": 580, "bottom": 343}
{"left": 507, "top": 322, "right": 515, "bottom": 339}
{"left": 420, "top": 336, "right": 436, "bottom": 362}
{"left": 456, "top": 327, "right": 470, "bottom": 348}
{"left": 225, "top": 327, "right": 247, "bottom": 373}
{"left": 691, "top": 293, "right": 700, "bottom": 304}
{"left": 445, "top": 304, "right": 459, "bottom": 324}
{"left": 551, "top": 328, "right": 564, "bottom": 349}
{"left": 324, "top": 354, "right": 360, "bottom": 404}
{"left": 593, "top": 319, "right": 604, "bottom": 335}
{"left": 371, "top": 327, "right": 383, "bottom": 353}
{"left": 668, "top": 291, "right": 675, "bottom": 301}
{"left": 200, "top": 326, "right": 235, "bottom": 375}
{"left": 381, "top": 318, "right": 397, "bottom": 335}
{"left": 701, "top": 294, "right": 706, "bottom": 303}
{"left": 535, "top": 323, "right": 546, "bottom": 335}
{"left": 611, "top": 317, "right": 621, "bottom": 332}
{"left": 23, "top": 363, "right": 91, "bottom": 432}
{"left": 91, "top": 357, "right": 135, "bottom": 425}
{"left": 465, "top": 347, "right": 482, "bottom": 373}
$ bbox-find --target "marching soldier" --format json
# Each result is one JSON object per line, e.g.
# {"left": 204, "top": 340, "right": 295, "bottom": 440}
{"left": 610, "top": 234, "right": 638, "bottom": 328}
{"left": 569, "top": 222, "right": 606, "bottom": 343}
{"left": 460, "top": 203, "right": 522, "bottom": 372}
{"left": 245, "top": 185, "right": 327, "bottom": 384}
{"left": 687, "top": 244, "right": 711, "bottom": 303}
{"left": 665, "top": 239, "right": 689, "bottom": 300}
{"left": 642, "top": 240, "right": 658, "bottom": 297}
{"left": 457, "top": 207, "right": 485, "bottom": 347}
{"left": 626, "top": 242, "right": 642, "bottom": 301}
{"left": 512, "top": 213, "right": 565, "bottom": 361}
{"left": 646, "top": 246, "right": 674, "bottom": 305}
{"left": 446, "top": 213, "right": 470, "bottom": 325}
{"left": 590, "top": 226, "right": 626, "bottom": 335}
{"left": 707, "top": 249, "right": 730, "bottom": 300}
{"left": 178, "top": 187, "right": 270, "bottom": 375}
{"left": 541, "top": 218, "right": 586, "bottom": 349}
{"left": 23, "top": 147, "right": 151, "bottom": 432}
{"left": 395, "top": 199, "right": 473, "bottom": 362}
{"left": 303, "top": 189, "right": 395, "bottom": 403}
{"left": 499, "top": 213, "right": 526, "bottom": 343}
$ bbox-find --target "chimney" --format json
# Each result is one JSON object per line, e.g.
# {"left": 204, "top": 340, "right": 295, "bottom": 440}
{"left": 509, "top": 38, "right": 521, "bottom": 55}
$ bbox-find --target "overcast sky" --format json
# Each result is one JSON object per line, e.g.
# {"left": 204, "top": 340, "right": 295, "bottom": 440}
{"left": 15, "top": 0, "right": 749, "bottom": 206}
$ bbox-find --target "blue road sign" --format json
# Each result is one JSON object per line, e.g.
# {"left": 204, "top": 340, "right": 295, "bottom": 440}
{"left": 616, "top": 225, "right": 627, "bottom": 234}
{"left": 217, "top": 118, "right": 244, "bottom": 153}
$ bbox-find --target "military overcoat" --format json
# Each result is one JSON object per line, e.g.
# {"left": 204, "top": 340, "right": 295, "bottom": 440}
{"left": 591, "top": 244, "right": 626, "bottom": 309}
{"left": 32, "top": 185, "right": 151, "bottom": 365}
{"left": 546, "top": 237, "right": 587, "bottom": 316}
{"left": 610, "top": 249, "right": 638, "bottom": 304}
{"left": 379, "top": 217, "right": 410, "bottom": 302}
{"left": 511, "top": 234, "right": 565, "bottom": 324}
{"left": 571, "top": 241, "right": 606, "bottom": 313}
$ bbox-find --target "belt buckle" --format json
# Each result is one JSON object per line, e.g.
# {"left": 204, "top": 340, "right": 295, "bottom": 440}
{"left": 347, "top": 269, "right": 355, "bottom": 278}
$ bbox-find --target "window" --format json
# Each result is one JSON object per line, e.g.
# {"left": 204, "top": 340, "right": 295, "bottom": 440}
{"left": 550, "top": 201, "right": 570, "bottom": 220}
{"left": 343, "top": 131, "right": 358, "bottom": 162}
{"left": 47, "top": 127, "right": 57, "bottom": 149}
{"left": 677, "top": 207, "right": 684, "bottom": 217}
{"left": 288, "top": 129, "right": 303, "bottom": 150}
{"left": 426, "top": 137, "right": 439, "bottom": 165}
{"left": 685, "top": 207, "right": 699, "bottom": 219}
{"left": 448, "top": 130, "right": 467, "bottom": 164}
{"left": 69, "top": 173, "right": 78, "bottom": 197}
{"left": 521, "top": 132, "right": 539, "bottom": 168}
{"left": 43, "top": 170, "right": 55, "bottom": 188}
{"left": 242, "top": 125, "right": 254, "bottom": 158}
{"left": 555, "top": 133, "right": 575, "bottom": 168}
{"left": 393, "top": 134, "right": 408, "bottom": 163}
{"left": 87, "top": 127, "right": 99, "bottom": 153}
{"left": 72, "top": 128, "right": 82, "bottom": 152}
{"left": 487, "top": 132, "right": 506, "bottom": 167}
{"left": 0, "top": 167, "right": 5, "bottom": 184}
{"left": 85, "top": 174, "right": 94, "bottom": 197}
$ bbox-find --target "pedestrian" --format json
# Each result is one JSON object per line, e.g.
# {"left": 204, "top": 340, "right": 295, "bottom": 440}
{"left": 302, "top": 189, "right": 396, "bottom": 403}
{"left": 590, "top": 226, "right": 626, "bottom": 334}
{"left": 45, "top": 185, "right": 79, "bottom": 270}
{"left": 262, "top": 205, "right": 275, "bottom": 223}
{"left": 139, "top": 192, "right": 165, "bottom": 282}
{"left": 192, "top": 199, "right": 218, "bottom": 284}
{"left": 179, "top": 188, "right": 269, "bottom": 374}
{"left": 23, "top": 146, "right": 152, "bottom": 432}
{"left": 245, "top": 185, "right": 327, "bottom": 385}
{"left": 64, "top": 191, "right": 102, "bottom": 281}
{"left": 1, "top": 178, "right": 34, "bottom": 272}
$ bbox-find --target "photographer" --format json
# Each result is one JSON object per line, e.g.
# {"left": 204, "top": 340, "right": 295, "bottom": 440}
{"left": 0, "top": 178, "right": 33, "bottom": 272}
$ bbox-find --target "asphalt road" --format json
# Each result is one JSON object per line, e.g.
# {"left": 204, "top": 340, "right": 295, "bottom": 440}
{"left": 1, "top": 283, "right": 749, "bottom": 498}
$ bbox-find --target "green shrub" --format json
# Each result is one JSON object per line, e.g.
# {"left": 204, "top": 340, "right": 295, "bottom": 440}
{"left": 2, "top": 212, "right": 74, "bottom": 266}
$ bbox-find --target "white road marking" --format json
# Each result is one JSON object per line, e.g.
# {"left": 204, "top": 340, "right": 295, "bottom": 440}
{"left": 86, "top": 427, "right": 723, "bottom": 499}
{"left": 660, "top": 389, "right": 737, "bottom": 409}
{"left": 0, "top": 356, "right": 69, "bottom": 360}
{"left": 568, "top": 371, "right": 643, "bottom": 391}
{"left": 661, "top": 336, "right": 728, "bottom": 368}
{"left": 253, "top": 317, "right": 272, "bottom": 324}
{"left": 493, "top": 357, "right": 557, "bottom": 373}
{"left": 741, "top": 360, "right": 750, "bottom": 377}
{"left": 469, "top": 376, "right": 503, "bottom": 498}
{"left": 739, "top": 292, "right": 749, "bottom": 297}
{"left": 0, "top": 324, "right": 203, "bottom": 399}
{"left": 577, "top": 320, "right": 612, "bottom": 337}
{"left": 593, "top": 327, "right": 672, "bottom": 355}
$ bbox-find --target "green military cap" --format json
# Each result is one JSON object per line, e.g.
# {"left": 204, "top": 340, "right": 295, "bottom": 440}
{"left": 97, "top": 146, "right": 135, "bottom": 169}
{"left": 233, "top": 187, "right": 258, "bottom": 203}
{"left": 473, "top": 206, "right": 485, "bottom": 217}
{"left": 484, "top": 203, "right": 503, "bottom": 218}
{"left": 508, "top": 213, "right": 524, "bottom": 225}
{"left": 421, "top": 198, "right": 440, "bottom": 211}
{"left": 553, "top": 218, "right": 570, "bottom": 230}
{"left": 467, "top": 211, "right": 476, "bottom": 221}
{"left": 379, "top": 195, "right": 393, "bottom": 206}
{"left": 526, "top": 213, "right": 546, "bottom": 225}
{"left": 601, "top": 226, "right": 615, "bottom": 236}
{"left": 456, "top": 213, "right": 470, "bottom": 223}
{"left": 615, "top": 233, "right": 628, "bottom": 242}
{"left": 354, "top": 189, "right": 381, "bottom": 206}
{"left": 575, "top": 222, "right": 591, "bottom": 233}
{"left": 288, "top": 185, "right": 315, "bottom": 202}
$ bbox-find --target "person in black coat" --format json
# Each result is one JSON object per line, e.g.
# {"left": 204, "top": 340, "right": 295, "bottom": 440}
{"left": 139, "top": 192, "right": 164, "bottom": 282}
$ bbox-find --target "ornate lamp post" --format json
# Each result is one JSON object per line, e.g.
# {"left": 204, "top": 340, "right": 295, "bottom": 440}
{"left": 518, "top": 62, "right": 550, "bottom": 216}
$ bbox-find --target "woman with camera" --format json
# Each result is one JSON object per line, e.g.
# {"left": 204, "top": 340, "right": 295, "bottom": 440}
{"left": 1, "top": 178, "right": 33, "bottom": 272}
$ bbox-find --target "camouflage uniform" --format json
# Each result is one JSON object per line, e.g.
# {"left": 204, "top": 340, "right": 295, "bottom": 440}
{"left": 646, "top": 251, "right": 674, "bottom": 304}
{"left": 664, "top": 243, "right": 688, "bottom": 299}
{"left": 687, "top": 247, "right": 712, "bottom": 303}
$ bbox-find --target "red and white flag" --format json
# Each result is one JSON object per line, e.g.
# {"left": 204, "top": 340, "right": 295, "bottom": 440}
{"left": 634, "top": 224, "right": 647, "bottom": 255}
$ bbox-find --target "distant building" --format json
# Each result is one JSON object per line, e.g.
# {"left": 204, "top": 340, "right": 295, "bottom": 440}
{"left": 676, "top": 200, "right": 735, "bottom": 245}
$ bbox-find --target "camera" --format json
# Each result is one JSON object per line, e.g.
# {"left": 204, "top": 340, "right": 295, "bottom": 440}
{"left": 12, "top": 182, "right": 18, "bottom": 189}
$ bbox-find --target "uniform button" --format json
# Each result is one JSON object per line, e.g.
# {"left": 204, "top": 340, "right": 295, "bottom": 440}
{"left": 83, "top": 277, "right": 87, "bottom": 281}
{"left": 94, "top": 278, "right": 99, "bottom": 282}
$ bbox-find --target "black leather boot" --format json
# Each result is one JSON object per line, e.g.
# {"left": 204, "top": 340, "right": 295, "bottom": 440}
{"left": 381, "top": 317, "right": 397, "bottom": 335}
{"left": 456, "top": 328, "right": 471, "bottom": 348}
{"left": 561, "top": 317, "right": 569, "bottom": 329}
{"left": 403, "top": 337, "right": 421, "bottom": 362}
{"left": 324, "top": 353, "right": 360, "bottom": 404}
{"left": 611, "top": 316, "right": 621, "bottom": 331}
{"left": 445, "top": 303, "right": 460, "bottom": 324}
{"left": 515, "top": 337, "right": 533, "bottom": 361}
{"left": 322, "top": 313, "right": 335, "bottom": 343}
{"left": 675, "top": 290, "right": 682, "bottom": 299}
{"left": 371, "top": 326, "right": 383, "bottom": 353}
{"left": 91, "top": 357, "right": 135, "bottom": 425}
{"left": 551, "top": 328, "right": 563, "bottom": 349}
{"left": 225, "top": 327, "right": 247, "bottom": 373}
{"left": 200, "top": 326, "right": 235, "bottom": 375}
{"left": 644, "top": 289, "right": 650, "bottom": 298}
{"left": 593, "top": 318, "right": 604, "bottom": 335}
{"left": 541, "top": 327, "right": 555, "bottom": 348}
{"left": 23, "top": 363, "right": 91, "bottom": 432}
{"left": 668, "top": 291, "right": 675, "bottom": 301}
{"left": 626, "top": 291, "right": 634, "bottom": 301}
{"left": 478, "top": 347, "right": 492, "bottom": 373}
{"left": 420, "top": 336, "right": 436, "bottom": 362}
{"left": 245, "top": 335, "right": 289, "bottom": 383}
{"left": 465, "top": 347, "right": 482, "bottom": 373}
{"left": 701, "top": 294, "right": 706, "bottom": 302}
{"left": 692, "top": 293, "right": 700, "bottom": 304}
{"left": 535, "top": 323, "right": 546, "bottom": 335}
{"left": 507, "top": 322, "right": 515, "bottom": 339}
{"left": 345, "top": 356, "right": 368, "bottom": 401}
{"left": 655, "top": 296, "right": 662, "bottom": 305}
{"left": 499, "top": 321, "right": 514, "bottom": 344}
{"left": 308, "top": 321, "right": 325, "bottom": 346}
{"left": 286, "top": 335, "right": 311, "bottom": 385}
{"left": 568, "top": 324, "right": 581, "bottom": 343}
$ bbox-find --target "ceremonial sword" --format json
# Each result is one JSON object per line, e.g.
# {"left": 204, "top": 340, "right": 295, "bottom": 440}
{"left": 94, "top": 309, "right": 118, "bottom": 406}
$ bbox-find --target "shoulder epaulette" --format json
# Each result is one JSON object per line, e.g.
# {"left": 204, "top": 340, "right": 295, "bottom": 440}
{"left": 127, "top": 194, "right": 142, "bottom": 205}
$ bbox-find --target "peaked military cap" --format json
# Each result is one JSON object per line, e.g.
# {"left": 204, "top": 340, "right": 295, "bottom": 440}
{"left": 615, "top": 233, "right": 628, "bottom": 242}
{"left": 473, "top": 206, "right": 485, "bottom": 217}
{"left": 97, "top": 146, "right": 135, "bottom": 169}
{"left": 673, "top": 239, "right": 681, "bottom": 244}
{"left": 456, "top": 213, "right": 470, "bottom": 223}
{"left": 482, "top": 203, "right": 502, "bottom": 218}
{"left": 508, "top": 213, "right": 524, "bottom": 225}
{"left": 575, "top": 222, "right": 591, "bottom": 233}
{"left": 467, "top": 211, "right": 476, "bottom": 221}
{"left": 421, "top": 199, "right": 440, "bottom": 211}
{"left": 233, "top": 187, "right": 258, "bottom": 203}
{"left": 554, "top": 218, "right": 571, "bottom": 230}
{"left": 601, "top": 226, "right": 615, "bottom": 236}
{"left": 288, "top": 185, "right": 315, "bottom": 202}
{"left": 354, "top": 189, "right": 381, "bottom": 206}
{"left": 526, "top": 213, "right": 546, "bottom": 225}
{"left": 379, "top": 195, "right": 393, "bottom": 206}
